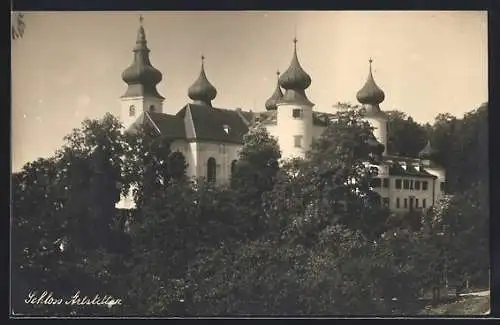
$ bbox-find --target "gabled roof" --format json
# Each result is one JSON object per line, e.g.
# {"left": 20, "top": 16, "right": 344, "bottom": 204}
{"left": 148, "top": 112, "right": 185, "bottom": 140}
{"left": 133, "top": 105, "right": 335, "bottom": 144}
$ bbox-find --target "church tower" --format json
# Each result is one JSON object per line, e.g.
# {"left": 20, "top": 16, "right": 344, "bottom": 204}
{"left": 120, "top": 16, "right": 164, "bottom": 130}
{"left": 356, "top": 59, "right": 388, "bottom": 156}
{"left": 188, "top": 55, "right": 218, "bottom": 107}
{"left": 275, "top": 38, "right": 314, "bottom": 159}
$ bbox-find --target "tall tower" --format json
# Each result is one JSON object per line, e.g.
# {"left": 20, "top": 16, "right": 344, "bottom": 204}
{"left": 275, "top": 38, "right": 314, "bottom": 159}
{"left": 188, "top": 55, "right": 218, "bottom": 107}
{"left": 120, "top": 16, "right": 164, "bottom": 130}
{"left": 356, "top": 59, "right": 388, "bottom": 156}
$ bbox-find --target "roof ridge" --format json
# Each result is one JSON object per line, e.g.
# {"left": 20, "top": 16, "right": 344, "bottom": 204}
{"left": 144, "top": 111, "right": 162, "bottom": 135}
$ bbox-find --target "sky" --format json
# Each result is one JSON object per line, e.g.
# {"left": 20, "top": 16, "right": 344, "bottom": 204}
{"left": 11, "top": 11, "right": 488, "bottom": 172}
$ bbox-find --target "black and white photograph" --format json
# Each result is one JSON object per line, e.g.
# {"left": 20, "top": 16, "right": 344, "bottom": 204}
{"left": 10, "top": 11, "right": 489, "bottom": 317}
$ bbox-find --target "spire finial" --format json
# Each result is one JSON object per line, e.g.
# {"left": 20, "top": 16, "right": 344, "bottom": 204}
{"left": 201, "top": 54, "right": 205, "bottom": 64}
{"left": 369, "top": 57, "right": 373, "bottom": 72}
{"left": 139, "top": 15, "right": 144, "bottom": 25}
{"left": 276, "top": 70, "right": 280, "bottom": 77}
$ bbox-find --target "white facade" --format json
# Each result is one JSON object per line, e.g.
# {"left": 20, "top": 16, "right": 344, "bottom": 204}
{"left": 121, "top": 96, "right": 164, "bottom": 130}
{"left": 275, "top": 102, "right": 314, "bottom": 160}
{"left": 364, "top": 115, "right": 388, "bottom": 156}
{"left": 172, "top": 140, "right": 241, "bottom": 185}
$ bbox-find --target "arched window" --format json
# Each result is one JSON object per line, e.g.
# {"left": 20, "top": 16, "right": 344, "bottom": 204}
{"left": 149, "top": 105, "right": 156, "bottom": 113}
{"left": 231, "top": 160, "right": 238, "bottom": 176}
{"left": 129, "top": 105, "right": 136, "bottom": 117}
{"left": 207, "top": 157, "right": 216, "bottom": 183}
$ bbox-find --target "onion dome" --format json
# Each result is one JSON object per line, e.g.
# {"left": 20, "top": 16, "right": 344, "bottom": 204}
{"left": 277, "top": 38, "right": 314, "bottom": 107}
{"left": 265, "top": 70, "right": 283, "bottom": 111}
{"left": 121, "top": 16, "right": 164, "bottom": 99}
{"left": 279, "top": 38, "right": 311, "bottom": 90}
{"left": 188, "top": 55, "right": 217, "bottom": 106}
{"left": 357, "top": 58, "right": 385, "bottom": 105}
{"left": 418, "top": 140, "right": 437, "bottom": 159}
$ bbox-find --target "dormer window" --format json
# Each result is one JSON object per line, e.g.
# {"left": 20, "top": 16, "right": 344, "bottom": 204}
{"left": 223, "top": 124, "right": 230, "bottom": 134}
{"left": 129, "top": 105, "right": 136, "bottom": 117}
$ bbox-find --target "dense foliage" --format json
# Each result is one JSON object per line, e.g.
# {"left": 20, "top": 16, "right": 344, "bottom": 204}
{"left": 11, "top": 103, "right": 488, "bottom": 316}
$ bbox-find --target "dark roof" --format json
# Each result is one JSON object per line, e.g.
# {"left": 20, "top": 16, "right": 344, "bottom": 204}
{"left": 187, "top": 59, "right": 217, "bottom": 106}
{"left": 385, "top": 159, "right": 437, "bottom": 179}
{"left": 277, "top": 89, "right": 314, "bottom": 107}
{"left": 143, "top": 105, "right": 335, "bottom": 144}
{"left": 121, "top": 84, "right": 164, "bottom": 99}
{"left": 279, "top": 40, "right": 312, "bottom": 91}
{"left": 121, "top": 23, "right": 164, "bottom": 100}
{"left": 356, "top": 60, "right": 385, "bottom": 105}
{"left": 148, "top": 112, "right": 185, "bottom": 139}
{"left": 173, "top": 104, "right": 250, "bottom": 144}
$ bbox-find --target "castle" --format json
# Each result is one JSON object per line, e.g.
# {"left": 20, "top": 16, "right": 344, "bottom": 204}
{"left": 117, "top": 17, "right": 446, "bottom": 214}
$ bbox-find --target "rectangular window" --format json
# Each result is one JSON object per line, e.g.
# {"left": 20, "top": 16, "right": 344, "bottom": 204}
{"left": 404, "top": 198, "right": 408, "bottom": 209}
{"left": 422, "top": 181, "right": 429, "bottom": 191}
{"left": 294, "top": 135, "right": 303, "bottom": 148}
{"left": 382, "top": 197, "right": 390, "bottom": 207}
{"left": 395, "top": 179, "right": 402, "bottom": 189}
{"left": 440, "top": 181, "right": 445, "bottom": 192}
{"left": 423, "top": 199, "right": 427, "bottom": 209}
{"left": 371, "top": 178, "right": 382, "bottom": 188}
{"left": 410, "top": 180, "right": 414, "bottom": 190}
{"left": 383, "top": 178, "right": 389, "bottom": 188}
{"left": 403, "top": 180, "right": 410, "bottom": 190}
{"left": 292, "top": 108, "right": 304, "bottom": 119}
{"left": 396, "top": 198, "right": 400, "bottom": 208}
{"left": 415, "top": 180, "right": 421, "bottom": 190}
{"left": 415, "top": 198, "right": 419, "bottom": 208}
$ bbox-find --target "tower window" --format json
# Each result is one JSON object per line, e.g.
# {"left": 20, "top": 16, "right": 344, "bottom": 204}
{"left": 149, "top": 105, "right": 156, "bottom": 113}
{"left": 422, "top": 181, "right": 429, "bottom": 191}
{"left": 404, "top": 198, "right": 408, "bottom": 209}
{"left": 129, "top": 105, "right": 136, "bottom": 117}
{"left": 294, "top": 135, "right": 303, "bottom": 148}
{"left": 207, "top": 157, "right": 216, "bottom": 183}
{"left": 383, "top": 178, "right": 390, "bottom": 188}
{"left": 415, "top": 180, "right": 421, "bottom": 190}
{"left": 423, "top": 199, "right": 427, "bottom": 209}
{"left": 396, "top": 198, "right": 400, "bottom": 208}
{"left": 292, "top": 108, "right": 304, "bottom": 119}
{"left": 415, "top": 198, "right": 419, "bottom": 208}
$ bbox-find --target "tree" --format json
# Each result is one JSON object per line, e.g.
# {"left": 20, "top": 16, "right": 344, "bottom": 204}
{"left": 385, "top": 110, "right": 428, "bottom": 157}
{"left": 11, "top": 114, "right": 131, "bottom": 316}
{"left": 230, "top": 125, "right": 281, "bottom": 239}
{"left": 11, "top": 158, "right": 69, "bottom": 315}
